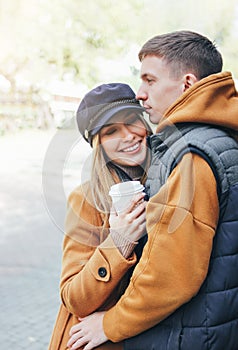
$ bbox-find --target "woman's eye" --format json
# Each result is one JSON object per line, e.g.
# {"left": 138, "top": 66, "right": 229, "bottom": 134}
{"left": 105, "top": 128, "right": 117, "bottom": 135}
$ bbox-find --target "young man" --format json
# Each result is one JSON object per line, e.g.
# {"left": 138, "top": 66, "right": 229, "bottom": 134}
{"left": 68, "top": 31, "right": 238, "bottom": 350}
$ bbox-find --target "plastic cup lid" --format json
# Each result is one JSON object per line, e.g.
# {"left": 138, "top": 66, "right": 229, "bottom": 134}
{"left": 109, "top": 181, "right": 144, "bottom": 197}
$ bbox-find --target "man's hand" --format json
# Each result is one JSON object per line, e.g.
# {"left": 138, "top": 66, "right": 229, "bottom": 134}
{"left": 67, "top": 311, "right": 108, "bottom": 350}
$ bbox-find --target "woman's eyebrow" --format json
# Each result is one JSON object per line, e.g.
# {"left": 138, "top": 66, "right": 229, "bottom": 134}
{"left": 104, "top": 123, "right": 113, "bottom": 127}
{"left": 101, "top": 123, "right": 114, "bottom": 131}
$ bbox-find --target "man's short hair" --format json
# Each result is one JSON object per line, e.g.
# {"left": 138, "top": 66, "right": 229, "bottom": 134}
{"left": 138, "top": 30, "right": 223, "bottom": 79}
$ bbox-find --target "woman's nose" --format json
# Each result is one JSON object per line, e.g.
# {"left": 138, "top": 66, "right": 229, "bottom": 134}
{"left": 121, "top": 126, "right": 134, "bottom": 140}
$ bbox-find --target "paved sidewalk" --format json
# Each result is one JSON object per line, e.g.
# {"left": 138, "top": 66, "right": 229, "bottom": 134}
{"left": 0, "top": 129, "right": 91, "bottom": 349}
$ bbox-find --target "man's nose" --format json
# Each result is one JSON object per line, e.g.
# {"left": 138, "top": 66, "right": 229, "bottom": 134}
{"left": 136, "top": 85, "right": 147, "bottom": 101}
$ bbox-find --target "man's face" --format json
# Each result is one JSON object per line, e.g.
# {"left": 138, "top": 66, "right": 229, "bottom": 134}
{"left": 136, "top": 55, "right": 186, "bottom": 124}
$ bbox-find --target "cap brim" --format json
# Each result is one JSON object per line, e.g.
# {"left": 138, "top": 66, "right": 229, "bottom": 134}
{"left": 89, "top": 104, "right": 145, "bottom": 136}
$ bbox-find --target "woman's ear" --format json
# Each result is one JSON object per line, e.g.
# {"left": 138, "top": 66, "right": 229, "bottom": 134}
{"left": 183, "top": 73, "right": 198, "bottom": 91}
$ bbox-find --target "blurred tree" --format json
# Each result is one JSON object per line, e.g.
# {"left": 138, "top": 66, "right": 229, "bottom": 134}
{"left": 0, "top": 0, "right": 144, "bottom": 89}
{"left": 0, "top": 0, "right": 237, "bottom": 91}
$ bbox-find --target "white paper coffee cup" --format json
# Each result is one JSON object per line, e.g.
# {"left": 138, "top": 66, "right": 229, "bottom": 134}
{"left": 109, "top": 181, "right": 145, "bottom": 213}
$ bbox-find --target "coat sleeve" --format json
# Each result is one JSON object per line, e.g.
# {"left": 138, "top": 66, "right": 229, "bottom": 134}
{"left": 60, "top": 185, "right": 137, "bottom": 318}
{"left": 103, "top": 153, "right": 219, "bottom": 341}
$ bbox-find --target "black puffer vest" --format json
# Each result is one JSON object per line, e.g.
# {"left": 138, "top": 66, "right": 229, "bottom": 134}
{"left": 124, "top": 123, "right": 238, "bottom": 350}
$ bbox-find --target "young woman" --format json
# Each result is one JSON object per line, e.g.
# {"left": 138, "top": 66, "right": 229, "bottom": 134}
{"left": 48, "top": 83, "right": 152, "bottom": 350}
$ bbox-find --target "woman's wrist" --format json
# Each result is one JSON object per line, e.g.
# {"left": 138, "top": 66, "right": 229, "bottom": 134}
{"left": 110, "top": 229, "right": 138, "bottom": 258}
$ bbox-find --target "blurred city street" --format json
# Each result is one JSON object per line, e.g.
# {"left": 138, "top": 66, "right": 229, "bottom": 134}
{"left": 0, "top": 128, "right": 91, "bottom": 349}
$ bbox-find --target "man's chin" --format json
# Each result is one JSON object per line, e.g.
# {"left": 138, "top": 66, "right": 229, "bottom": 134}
{"left": 149, "top": 114, "right": 162, "bottom": 125}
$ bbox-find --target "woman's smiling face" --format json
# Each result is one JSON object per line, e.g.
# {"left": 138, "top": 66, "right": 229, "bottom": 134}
{"left": 99, "top": 111, "right": 148, "bottom": 167}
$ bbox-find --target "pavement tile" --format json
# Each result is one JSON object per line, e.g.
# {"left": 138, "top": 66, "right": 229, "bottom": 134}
{"left": 0, "top": 129, "right": 91, "bottom": 349}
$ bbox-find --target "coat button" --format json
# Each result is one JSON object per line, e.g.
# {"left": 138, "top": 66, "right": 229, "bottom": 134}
{"left": 98, "top": 267, "right": 107, "bottom": 278}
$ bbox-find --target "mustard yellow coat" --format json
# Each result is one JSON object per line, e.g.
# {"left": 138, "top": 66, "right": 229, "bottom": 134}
{"left": 48, "top": 183, "right": 137, "bottom": 350}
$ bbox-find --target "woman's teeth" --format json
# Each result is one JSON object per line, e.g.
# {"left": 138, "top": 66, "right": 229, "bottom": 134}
{"left": 123, "top": 142, "right": 139, "bottom": 152}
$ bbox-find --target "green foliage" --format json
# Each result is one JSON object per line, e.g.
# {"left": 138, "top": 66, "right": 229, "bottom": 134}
{"left": 0, "top": 0, "right": 238, "bottom": 89}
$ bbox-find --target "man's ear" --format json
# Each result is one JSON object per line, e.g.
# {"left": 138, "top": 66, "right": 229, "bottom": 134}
{"left": 183, "top": 73, "right": 198, "bottom": 91}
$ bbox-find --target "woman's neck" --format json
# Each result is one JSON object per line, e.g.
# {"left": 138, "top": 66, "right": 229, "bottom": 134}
{"left": 115, "top": 163, "right": 145, "bottom": 181}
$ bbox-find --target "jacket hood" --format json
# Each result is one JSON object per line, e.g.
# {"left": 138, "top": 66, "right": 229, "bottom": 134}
{"left": 157, "top": 72, "right": 238, "bottom": 132}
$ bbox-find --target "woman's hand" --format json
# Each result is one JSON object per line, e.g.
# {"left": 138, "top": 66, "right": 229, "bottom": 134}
{"left": 109, "top": 192, "right": 147, "bottom": 242}
{"left": 67, "top": 312, "right": 107, "bottom": 350}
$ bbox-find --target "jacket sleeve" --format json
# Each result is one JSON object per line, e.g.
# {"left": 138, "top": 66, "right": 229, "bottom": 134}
{"left": 103, "top": 153, "right": 219, "bottom": 341}
{"left": 60, "top": 185, "right": 137, "bottom": 318}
